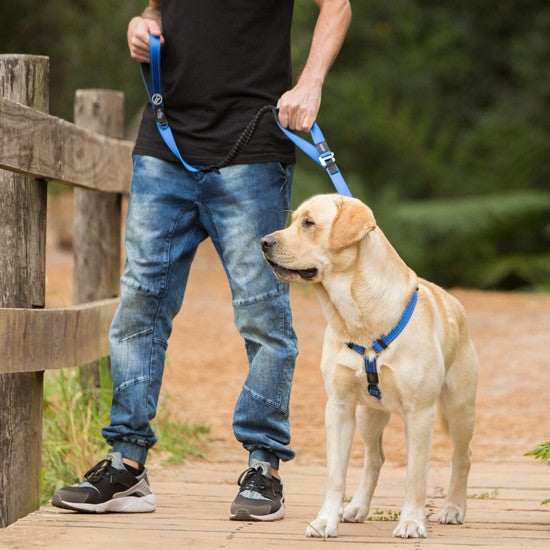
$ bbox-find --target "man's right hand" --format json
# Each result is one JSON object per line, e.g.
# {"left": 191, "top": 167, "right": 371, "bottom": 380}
{"left": 127, "top": 16, "right": 164, "bottom": 63}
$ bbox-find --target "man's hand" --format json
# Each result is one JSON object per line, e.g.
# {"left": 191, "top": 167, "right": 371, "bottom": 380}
{"left": 127, "top": 15, "right": 164, "bottom": 63}
{"left": 277, "top": 80, "right": 322, "bottom": 133}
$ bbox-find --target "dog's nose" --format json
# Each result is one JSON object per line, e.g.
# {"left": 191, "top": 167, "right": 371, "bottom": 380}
{"left": 261, "top": 235, "right": 277, "bottom": 250}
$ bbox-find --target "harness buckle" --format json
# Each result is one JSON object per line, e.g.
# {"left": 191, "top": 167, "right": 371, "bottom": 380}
{"left": 154, "top": 107, "right": 168, "bottom": 128}
{"left": 367, "top": 372, "right": 379, "bottom": 384}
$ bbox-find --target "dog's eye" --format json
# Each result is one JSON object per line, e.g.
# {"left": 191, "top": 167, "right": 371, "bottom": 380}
{"left": 302, "top": 218, "right": 315, "bottom": 228}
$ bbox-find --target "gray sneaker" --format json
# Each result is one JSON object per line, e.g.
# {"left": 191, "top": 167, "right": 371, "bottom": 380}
{"left": 51, "top": 452, "right": 156, "bottom": 513}
{"left": 230, "top": 460, "right": 285, "bottom": 521}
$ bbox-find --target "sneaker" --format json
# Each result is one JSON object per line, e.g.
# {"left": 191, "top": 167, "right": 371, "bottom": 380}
{"left": 230, "top": 460, "right": 285, "bottom": 521}
{"left": 51, "top": 452, "right": 156, "bottom": 513}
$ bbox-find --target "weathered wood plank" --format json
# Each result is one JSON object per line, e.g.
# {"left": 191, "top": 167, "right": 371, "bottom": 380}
{"left": 0, "top": 96, "right": 133, "bottom": 193}
{"left": 73, "top": 89, "right": 124, "bottom": 387}
{"left": 0, "top": 298, "right": 119, "bottom": 374}
{"left": 0, "top": 54, "right": 48, "bottom": 528}
{"left": 2, "top": 462, "right": 548, "bottom": 548}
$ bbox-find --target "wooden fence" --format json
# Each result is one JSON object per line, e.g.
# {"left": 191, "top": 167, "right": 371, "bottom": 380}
{"left": 0, "top": 54, "right": 133, "bottom": 527}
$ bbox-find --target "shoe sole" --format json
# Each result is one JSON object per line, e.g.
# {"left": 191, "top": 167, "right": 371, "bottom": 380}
{"left": 51, "top": 493, "right": 156, "bottom": 513}
{"left": 230, "top": 503, "right": 285, "bottom": 522}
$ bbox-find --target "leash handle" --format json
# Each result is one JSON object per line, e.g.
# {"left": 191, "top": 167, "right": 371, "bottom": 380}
{"left": 271, "top": 109, "right": 352, "bottom": 197}
{"left": 141, "top": 33, "right": 353, "bottom": 197}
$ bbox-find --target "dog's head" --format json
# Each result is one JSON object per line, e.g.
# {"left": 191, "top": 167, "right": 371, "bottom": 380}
{"left": 261, "top": 194, "right": 376, "bottom": 283}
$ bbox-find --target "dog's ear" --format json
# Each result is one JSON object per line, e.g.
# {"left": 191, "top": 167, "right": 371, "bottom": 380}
{"left": 329, "top": 198, "right": 376, "bottom": 251}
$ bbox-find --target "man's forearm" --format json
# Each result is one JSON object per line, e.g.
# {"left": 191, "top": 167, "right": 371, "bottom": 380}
{"left": 298, "top": 0, "right": 352, "bottom": 87}
{"left": 277, "top": 0, "right": 351, "bottom": 131}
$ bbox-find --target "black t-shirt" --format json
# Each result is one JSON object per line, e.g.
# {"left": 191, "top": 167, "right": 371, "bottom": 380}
{"left": 133, "top": 0, "right": 296, "bottom": 166}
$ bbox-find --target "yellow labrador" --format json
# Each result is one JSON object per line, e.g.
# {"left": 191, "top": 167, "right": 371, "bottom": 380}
{"left": 261, "top": 194, "right": 478, "bottom": 539}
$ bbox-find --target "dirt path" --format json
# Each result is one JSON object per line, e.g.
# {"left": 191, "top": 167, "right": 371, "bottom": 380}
{"left": 45, "top": 215, "right": 550, "bottom": 470}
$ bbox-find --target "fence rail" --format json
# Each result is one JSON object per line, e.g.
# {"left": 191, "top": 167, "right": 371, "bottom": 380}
{"left": 0, "top": 96, "right": 132, "bottom": 193}
{"left": 0, "top": 54, "right": 130, "bottom": 527}
{"left": 0, "top": 299, "right": 119, "bottom": 375}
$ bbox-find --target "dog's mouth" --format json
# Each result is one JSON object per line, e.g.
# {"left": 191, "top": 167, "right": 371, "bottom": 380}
{"left": 266, "top": 259, "right": 318, "bottom": 280}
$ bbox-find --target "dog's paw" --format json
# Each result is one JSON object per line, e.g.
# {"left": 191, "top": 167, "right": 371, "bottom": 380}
{"left": 393, "top": 519, "right": 427, "bottom": 539}
{"left": 305, "top": 517, "right": 339, "bottom": 538}
{"left": 439, "top": 503, "right": 465, "bottom": 525}
{"left": 342, "top": 502, "right": 367, "bottom": 523}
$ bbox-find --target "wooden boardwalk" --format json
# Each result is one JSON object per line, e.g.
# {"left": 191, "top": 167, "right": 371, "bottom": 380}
{"left": 0, "top": 459, "right": 548, "bottom": 549}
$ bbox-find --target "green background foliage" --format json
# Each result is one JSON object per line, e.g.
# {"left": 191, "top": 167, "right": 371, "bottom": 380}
{"left": 2, "top": 0, "right": 549, "bottom": 289}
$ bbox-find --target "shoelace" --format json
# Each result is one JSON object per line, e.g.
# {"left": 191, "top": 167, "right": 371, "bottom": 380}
{"left": 84, "top": 458, "right": 113, "bottom": 484}
{"left": 237, "top": 466, "right": 270, "bottom": 494}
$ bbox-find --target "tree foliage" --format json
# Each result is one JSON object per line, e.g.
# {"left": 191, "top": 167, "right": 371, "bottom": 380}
{"left": 1, "top": 1, "right": 548, "bottom": 289}
{"left": 292, "top": 0, "right": 550, "bottom": 289}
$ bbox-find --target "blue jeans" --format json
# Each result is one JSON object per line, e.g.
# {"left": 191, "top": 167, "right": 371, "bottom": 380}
{"left": 102, "top": 155, "right": 298, "bottom": 469}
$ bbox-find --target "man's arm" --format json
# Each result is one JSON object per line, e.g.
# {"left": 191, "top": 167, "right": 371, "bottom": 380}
{"left": 128, "top": 0, "right": 164, "bottom": 63}
{"left": 278, "top": 0, "right": 351, "bottom": 132}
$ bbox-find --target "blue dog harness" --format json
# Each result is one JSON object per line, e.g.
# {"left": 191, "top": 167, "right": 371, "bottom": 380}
{"left": 346, "top": 288, "right": 419, "bottom": 400}
{"left": 140, "top": 33, "right": 352, "bottom": 196}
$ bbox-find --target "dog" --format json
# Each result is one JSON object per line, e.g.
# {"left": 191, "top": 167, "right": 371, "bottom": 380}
{"left": 261, "top": 194, "right": 478, "bottom": 539}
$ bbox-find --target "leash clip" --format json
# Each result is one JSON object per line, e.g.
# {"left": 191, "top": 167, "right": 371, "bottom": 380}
{"left": 153, "top": 107, "right": 168, "bottom": 128}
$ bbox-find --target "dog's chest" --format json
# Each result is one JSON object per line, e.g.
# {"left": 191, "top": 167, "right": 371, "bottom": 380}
{"left": 333, "top": 346, "right": 401, "bottom": 412}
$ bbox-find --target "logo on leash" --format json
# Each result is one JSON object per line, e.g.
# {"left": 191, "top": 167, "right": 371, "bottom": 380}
{"left": 151, "top": 93, "right": 163, "bottom": 106}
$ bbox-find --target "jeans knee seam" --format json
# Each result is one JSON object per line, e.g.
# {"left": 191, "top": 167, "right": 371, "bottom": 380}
{"left": 232, "top": 285, "right": 285, "bottom": 307}
{"left": 118, "top": 327, "right": 153, "bottom": 343}
{"left": 113, "top": 376, "right": 149, "bottom": 398}
{"left": 242, "top": 384, "right": 288, "bottom": 416}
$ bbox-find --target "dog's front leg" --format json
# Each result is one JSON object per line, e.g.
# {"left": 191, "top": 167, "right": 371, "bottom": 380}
{"left": 306, "top": 397, "right": 356, "bottom": 538}
{"left": 393, "top": 406, "right": 435, "bottom": 539}
{"left": 343, "top": 406, "right": 390, "bottom": 523}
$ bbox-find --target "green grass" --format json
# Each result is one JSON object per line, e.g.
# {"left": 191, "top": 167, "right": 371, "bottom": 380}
{"left": 41, "top": 360, "right": 210, "bottom": 504}
{"left": 525, "top": 442, "right": 550, "bottom": 505}
{"left": 367, "top": 508, "right": 400, "bottom": 521}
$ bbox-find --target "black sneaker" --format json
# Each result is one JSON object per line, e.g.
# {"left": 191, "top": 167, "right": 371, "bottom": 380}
{"left": 51, "top": 452, "right": 156, "bottom": 513}
{"left": 230, "top": 461, "right": 285, "bottom": 521}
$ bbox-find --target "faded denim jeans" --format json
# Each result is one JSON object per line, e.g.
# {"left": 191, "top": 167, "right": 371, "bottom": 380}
{"left": 102, "top": 155, "right": 298, "bottom": 469}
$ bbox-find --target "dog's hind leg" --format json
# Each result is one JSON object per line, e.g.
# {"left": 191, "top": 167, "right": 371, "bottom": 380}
{"left": 438, "top": 342, "right": 478, "bottom": 525}
{"left": 343, "top": 406, "right": 390, "bottom": 523}
{"left": 306, "top": 394, "right": 356, "bottom": 538}
{"left": 393, "top": 406, "right": 435, "bottom": 538}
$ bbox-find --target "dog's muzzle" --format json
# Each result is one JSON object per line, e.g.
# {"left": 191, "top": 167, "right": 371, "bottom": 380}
{"left": 260, "top": 236, "right": 318, "bottom": 280}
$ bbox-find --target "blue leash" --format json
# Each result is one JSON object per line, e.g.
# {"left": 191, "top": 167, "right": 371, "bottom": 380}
{"left": 140, "top": 33, "right": 352, "bottom": 196}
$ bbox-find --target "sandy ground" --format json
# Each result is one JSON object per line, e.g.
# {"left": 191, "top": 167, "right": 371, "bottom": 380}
{"left": 45, "top": 193, "right": 550, "bottom": 471}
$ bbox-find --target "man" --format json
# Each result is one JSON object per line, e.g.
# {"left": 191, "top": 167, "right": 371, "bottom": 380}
{"left": 52, "top": 0, "right": 351, "bottom": 521}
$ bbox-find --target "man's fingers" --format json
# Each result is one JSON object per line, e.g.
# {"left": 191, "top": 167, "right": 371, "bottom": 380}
{"left": 128, "top": 16, "right": 165, "bottom": 62}
{"left": 276, "top": 103, "right": 290, "bottom": 128}
{"left": 298, "top": 114, "right": 314, "bottom": 133}
{"left": 147, "top": 20, "right": 163, "bottom": 39}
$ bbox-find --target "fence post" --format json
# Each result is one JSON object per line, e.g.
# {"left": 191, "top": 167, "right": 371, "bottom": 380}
{"left": 0, "top": 54, "right": 49, "bottom": 527}
{"left": 73, "top": 90, "right": 123, "bottom": 387}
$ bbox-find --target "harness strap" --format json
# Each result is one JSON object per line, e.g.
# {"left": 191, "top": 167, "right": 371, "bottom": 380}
{"left": 346, "top": 288, "right": 419, "bottom": 400}
{"left": 141, "top": 33, "right": 353, "bottom": 196}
